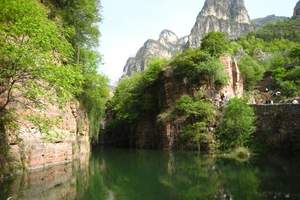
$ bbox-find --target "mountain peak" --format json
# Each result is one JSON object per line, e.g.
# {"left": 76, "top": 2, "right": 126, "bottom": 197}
{"left": 159, "top": 29, "right": 178, "bottom": 45}
{"left": 187, "top": 0, "right": 253, "bottom": 48}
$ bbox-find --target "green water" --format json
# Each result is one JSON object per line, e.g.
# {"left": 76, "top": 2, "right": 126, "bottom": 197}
{"left": 1, "top": 149, "right": 300, "bottom": 200}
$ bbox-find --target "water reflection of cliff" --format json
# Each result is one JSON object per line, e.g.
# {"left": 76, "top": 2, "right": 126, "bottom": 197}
{"left": 1, "top": 152, "right": 90, "bottom": 200}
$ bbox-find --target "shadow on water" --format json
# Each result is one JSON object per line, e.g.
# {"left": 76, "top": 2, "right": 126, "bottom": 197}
{"left": 1, "top": 148, "right": 300, "bottom": 200}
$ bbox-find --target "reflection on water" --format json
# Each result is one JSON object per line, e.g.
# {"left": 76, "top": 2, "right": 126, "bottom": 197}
{"left": 1, "top": 149, "right": 300, "bottom": 200}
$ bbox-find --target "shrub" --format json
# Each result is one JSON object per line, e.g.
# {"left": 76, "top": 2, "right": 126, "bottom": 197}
{"left": 171, "top": 49, "right": 228, "bottom": 86}
{"left": 217, "top": 98, "right": 256, "bottom": 150}
{"left": 201, "top": 32, "right": 230, "bottom": 57}
{"left": 238, "top": 56, "right": 265, "bottom": 90}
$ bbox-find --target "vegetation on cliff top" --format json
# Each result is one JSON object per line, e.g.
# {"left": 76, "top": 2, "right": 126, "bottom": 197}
{"left": 233, "top": 18, "right": 300, "bottom": 97}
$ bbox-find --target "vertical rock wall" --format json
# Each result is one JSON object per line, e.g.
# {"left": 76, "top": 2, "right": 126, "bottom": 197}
{"left": 3, "top": 100, "right": 90, "bottom": 173}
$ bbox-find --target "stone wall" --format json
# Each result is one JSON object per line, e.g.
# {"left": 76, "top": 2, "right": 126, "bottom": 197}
{"left": 253, "top": 104, "right": 300, "bottom": 152}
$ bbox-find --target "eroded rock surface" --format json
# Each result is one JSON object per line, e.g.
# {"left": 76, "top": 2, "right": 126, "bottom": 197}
{"left": 4, "top": 99, "right": 90, "bottom": 173}
{"left": 123, "top": 30, "right": 187, "bottom": 77}
{"left": 187, "top": 0, "right": 253, "bottom": 48}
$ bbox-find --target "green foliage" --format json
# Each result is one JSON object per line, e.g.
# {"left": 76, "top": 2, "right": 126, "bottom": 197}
{"left": 0, "top": 0, "right": 84, "bottom": 111}
{"left": 175, "top": 94, "right": 217, "bottom": 151}
{"left": 175, "top": 95, "right": 215, "bottom": 122}
{"left": 234, "top": 19, "right": 300, "bottom": 97}
{"left": 143, "top": 58, "right": 167, "bottom": 84}
{"left": 217, "top": 98, "right": 256, "bottom": 150}
{"left": 262, "top": 46, "right": 300, "bottom": 97}
{"left": 254, "top": 19, "right": 300, "bottom": 43}
{"left": 238, "top": 55, "right": 265, "bottom": 90}
{"left": 78, "top": 50, "right": 109, "bottom": 140}
{"left": 171, "top": 48, "right": 228, "bottom": 86}
{"left": 0, "top": 0, "right": 109, "bottom": 142}
{"left": 111, "top": 59, "right": 166, "bottom": 124}
{"left": 27, "top": 115, "right": 65, "bottom": 142}
{"left": 201, "top": 32, "right": 230, "bottom": 57}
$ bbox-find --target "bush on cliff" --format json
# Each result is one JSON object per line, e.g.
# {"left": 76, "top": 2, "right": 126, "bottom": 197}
{"left": 217, "top": 98, "right": 256, "bottom": 150}
{"left": 170, "top": 49, "right": 228, "bottom": 87}
{"left": 111, "top": 59, "right": 166, "bottom": 123}
{"left": 201, "top": 32, "right": 230, "bottom": 57}
{"left": 238, "top": 55, "right": 265, "bottom": 90}
{"left": 175, "top": 94, "right": 218, "bottom": 151}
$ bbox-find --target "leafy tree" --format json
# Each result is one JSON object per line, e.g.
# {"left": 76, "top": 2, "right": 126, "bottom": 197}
{"left": 110, "top": 59, "right": 166, "bottom": 124}
{"left": 238, "top": 55, "right": 265, "bottom": 90}
{"left": 217, "top": 98, "right": 256, "bottom": 150}
{"left": 43, "top": 0, "right": 109, "bottom": 139}
{"left": 175, "top": 94, "right": 217, "bottom": 151}
{"left": 0, "top": 0, "right": 83, "bottom": 116}
{"left": 201, "top": 32, "right": 230, "bottom": 57}
{"left": 171, "top": 49, "right": 228, "bottom": 86}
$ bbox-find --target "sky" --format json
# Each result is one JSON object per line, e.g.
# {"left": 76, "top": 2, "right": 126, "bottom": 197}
{"left": 98, "top": 0, "right": 298, "bottom": 85}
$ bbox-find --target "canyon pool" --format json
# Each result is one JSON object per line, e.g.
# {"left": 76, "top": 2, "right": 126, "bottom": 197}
{"left": 1, "top": 149, "right": 300, "bottom": 200}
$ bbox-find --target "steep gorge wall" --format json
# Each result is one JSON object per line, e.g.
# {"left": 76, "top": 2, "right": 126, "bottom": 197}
{"left": 1, "top": 100, "right": 90, "bottom": 175}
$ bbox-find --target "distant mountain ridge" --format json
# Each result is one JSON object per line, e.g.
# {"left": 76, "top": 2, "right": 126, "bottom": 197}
{"left": 252, "top": 15, "right": 289, "bottom": 28}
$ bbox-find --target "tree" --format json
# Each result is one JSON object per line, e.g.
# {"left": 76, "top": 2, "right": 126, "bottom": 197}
{"left": 42, "top": 0, "right": 110, "bottom": 139}
{"left": 0, "top": 0, "right": 83, "bottom": 116}
{"left": 171, "top": 48, "right": 228, "bottom": 86}
{"left": 201, "top": 32, "right": 230, "bottom": 57}
{"left": 175, "top": 94, "right": 217, "bottom": 152}
{"left": 238, "top": 55, "right": 265, "bottom": 90}
{"left": 217, "top": 98, "right": 256, "bottom": 150}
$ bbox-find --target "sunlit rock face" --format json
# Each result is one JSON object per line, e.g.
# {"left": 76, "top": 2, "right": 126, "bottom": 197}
{"left": 187, "top": 0, "right": 253, "bottom": 48}
{"left": 294, "top": 0, "right": 300, "bottom": 18}
{"left": 4, "top": 98, "right": 90, "bottom": 173}
{"left": 122, "top": 30, "right": 186, "bottom": 77}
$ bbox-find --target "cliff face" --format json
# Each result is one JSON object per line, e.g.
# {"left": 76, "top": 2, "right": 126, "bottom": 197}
{"left": 122, "top": 0, "right": 253, "bottom": 77}
{"left": 1, "top": 98, "right": 90, "bottom": 174}
{"left": 123, "top": 30, "right": 187, "bottom": 77}
{"left": 187, "top": 0, "right": 253, "bottom": 48}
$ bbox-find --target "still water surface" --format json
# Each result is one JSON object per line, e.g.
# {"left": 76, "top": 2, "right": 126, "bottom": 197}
{"left": 1, "top": 149, "right": 300, "bottom": 200}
